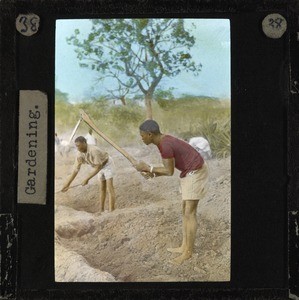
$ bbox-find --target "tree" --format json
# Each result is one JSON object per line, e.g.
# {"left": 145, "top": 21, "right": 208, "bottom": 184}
{"left": 106, "top": 81, "right": 139, "bottom": 106}
{"left": 68, "top": 19, "right": 202, "bottom": 119}
{"left": 55, "top": 88, "right": 69, "bottom": 103}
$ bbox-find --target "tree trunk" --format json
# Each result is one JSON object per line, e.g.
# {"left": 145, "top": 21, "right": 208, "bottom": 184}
{"left": 145, "top": 93, "right": 153, "bottom": 120}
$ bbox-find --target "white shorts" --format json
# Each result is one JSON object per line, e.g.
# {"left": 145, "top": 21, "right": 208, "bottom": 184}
{"left": 180, "top": 162, "right": 209, "bottom": 200}
{"left": 97, "top": 156, "right": 115, "bottom": 181}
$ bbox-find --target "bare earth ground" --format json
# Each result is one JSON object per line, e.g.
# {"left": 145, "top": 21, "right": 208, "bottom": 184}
{"left": 54, "top": 144, "right": 231, "bottom": 282}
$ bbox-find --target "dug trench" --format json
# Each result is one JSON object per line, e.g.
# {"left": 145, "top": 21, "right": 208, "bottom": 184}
{"left": 55, "top": 145, "right": 231, "bottom": 282}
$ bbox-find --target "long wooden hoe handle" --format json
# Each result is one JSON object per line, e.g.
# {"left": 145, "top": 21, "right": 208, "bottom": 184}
{"left": 79, "top": 109, "right": 138, "bottom": 165}
{"left": 69, "top": 118, "right": 82, "bottom": 143}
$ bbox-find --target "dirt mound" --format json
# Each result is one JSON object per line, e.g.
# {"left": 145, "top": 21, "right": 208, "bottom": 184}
{"left": 55, "top": 238, "right": 116, "bottom": 282}
{"left": 55, "top": 145, "right": 230, "bottom": 282}
{"left": 55, "top": 205, "right": 96, "bottom": 238}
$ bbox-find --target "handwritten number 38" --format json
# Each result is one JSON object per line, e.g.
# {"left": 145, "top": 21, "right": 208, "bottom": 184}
{"left": 19, "top": 16, "right": 38, "bottom": 33}
{"left": 268, "top": 18, "right": 283, "bottom": 29}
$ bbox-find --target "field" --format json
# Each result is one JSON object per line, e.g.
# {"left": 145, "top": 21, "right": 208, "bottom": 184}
{"left": 54, "top": 96, "right": 231, "bottom": 282}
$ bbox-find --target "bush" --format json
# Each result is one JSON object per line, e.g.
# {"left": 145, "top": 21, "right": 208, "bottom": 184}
{"left": 55, "top": 94, "right": 231, "bottom": 156}
{"left": 195, "top": 117, "right": 231, "bottom": 159}
{"left": 152, "top": 98, "right": 231, "bottom": 158}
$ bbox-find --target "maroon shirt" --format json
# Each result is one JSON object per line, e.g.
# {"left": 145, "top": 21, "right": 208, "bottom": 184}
{"left": 157, "top": 135, "right": 204, "bottom": 178}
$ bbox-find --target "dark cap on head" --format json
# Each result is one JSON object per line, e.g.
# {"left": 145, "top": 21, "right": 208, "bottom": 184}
{"left": 139, "top": 120, "right": 161, "bottom": 134}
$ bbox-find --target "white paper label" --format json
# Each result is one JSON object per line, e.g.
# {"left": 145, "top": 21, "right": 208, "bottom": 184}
{"left": 18, "top": 90, "right": 48, "bottom": 204}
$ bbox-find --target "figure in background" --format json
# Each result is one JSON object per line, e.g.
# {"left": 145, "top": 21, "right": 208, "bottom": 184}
{"left": 189, "top": 136, "right": 212, "bottom": 160}
{"left": 85, "top": 129, "right": 98, "bottom": 146}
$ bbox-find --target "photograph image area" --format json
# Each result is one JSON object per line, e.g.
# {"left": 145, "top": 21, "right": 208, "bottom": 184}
{"left": 54, "top": 18, "right": 231, "bottom": 282}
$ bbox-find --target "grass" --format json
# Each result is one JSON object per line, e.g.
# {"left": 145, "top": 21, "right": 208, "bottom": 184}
{"left": 55, "top": 96, "right": 231, "bottom": 158}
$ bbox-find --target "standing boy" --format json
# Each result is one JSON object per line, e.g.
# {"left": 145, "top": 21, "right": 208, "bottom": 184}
{"left": 134, "top": 120, "right": 209, "bottom": 264}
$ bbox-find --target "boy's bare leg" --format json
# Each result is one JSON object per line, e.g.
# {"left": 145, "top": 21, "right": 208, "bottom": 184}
{"left": 167, "top": 201, "right": 186, "bottom": 253}
{"left": 99, "top": 180, "right": 106, "bottom": 212}
{"left": 106, "top": 178, "right": 115, "bottom": 212}
{"left": 171, "top": 200, "right": 199, "bottom": 265}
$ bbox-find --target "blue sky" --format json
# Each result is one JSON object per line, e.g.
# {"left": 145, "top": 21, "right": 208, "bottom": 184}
{"left": 55, "top": 19, "right": 230, "bottom": 102}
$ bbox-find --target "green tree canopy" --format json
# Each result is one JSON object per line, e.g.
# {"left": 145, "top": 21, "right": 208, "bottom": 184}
{"left": 68, "top": 19, "right": 202, "bottom": 119}
{"left": 55, "top": 88, "right": 69, "bottom": 103}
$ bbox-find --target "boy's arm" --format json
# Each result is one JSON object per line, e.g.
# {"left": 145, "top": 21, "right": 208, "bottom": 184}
{"left": 81, "top": 164, "right": 102, "bottom": 186}
{"left": 61, "top": 157, "right": 83, "bottom": 192}
{"left": 134, "top": 158, "right": 175, "bottom": 177}
{"left": 61, "top": 169, "right": 79, "bottom": 192}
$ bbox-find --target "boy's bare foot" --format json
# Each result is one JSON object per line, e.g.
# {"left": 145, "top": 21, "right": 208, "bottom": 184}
{"left": 170, "top": 252, "right": 192, "bottom": 265}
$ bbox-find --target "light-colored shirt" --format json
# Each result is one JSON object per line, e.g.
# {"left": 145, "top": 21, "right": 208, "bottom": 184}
{"left": 73, "top": 144, "right": 108, "bottom": 171}
{"left": 189, "top": 137, "right": 212, "bottom": 160}
{"left": 85, "top": 133, "right": 97, "bottom": 145}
